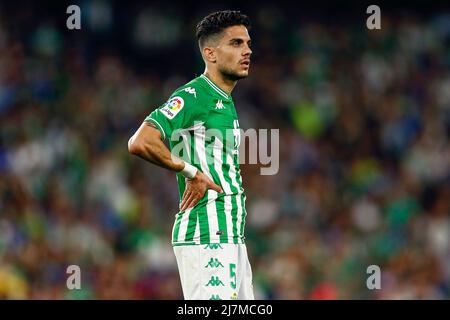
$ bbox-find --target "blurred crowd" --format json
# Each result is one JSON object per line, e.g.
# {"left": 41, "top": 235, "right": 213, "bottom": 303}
{"left": 0, "top": 2, "right": 449, "bottom": 299}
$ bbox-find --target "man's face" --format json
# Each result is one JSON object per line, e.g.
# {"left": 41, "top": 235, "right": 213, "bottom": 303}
{"left": 214, "top": 25, "right": 252, "bottom": 81}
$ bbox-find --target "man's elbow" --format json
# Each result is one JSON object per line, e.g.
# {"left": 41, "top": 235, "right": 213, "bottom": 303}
{"left": 128, "top": 137, "right": 143, "bottom": 156}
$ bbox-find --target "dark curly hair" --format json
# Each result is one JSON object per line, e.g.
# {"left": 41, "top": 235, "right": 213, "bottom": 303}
{"left": 196, "top": 10, "right": 251, "bottom": 48}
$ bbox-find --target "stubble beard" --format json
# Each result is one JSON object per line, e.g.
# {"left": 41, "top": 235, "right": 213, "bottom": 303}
{"left": 219, "top": 65, "right": 248, "bottom": 82}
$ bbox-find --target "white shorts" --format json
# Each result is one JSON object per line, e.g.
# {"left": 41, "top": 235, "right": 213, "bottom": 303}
{"left": 173, "top": 243, "right": 254, "bottom": 300}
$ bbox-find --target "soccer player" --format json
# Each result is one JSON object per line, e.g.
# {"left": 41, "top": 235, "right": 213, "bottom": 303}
{"left": 128, "top": 10, "right": 254, "bottom": 300}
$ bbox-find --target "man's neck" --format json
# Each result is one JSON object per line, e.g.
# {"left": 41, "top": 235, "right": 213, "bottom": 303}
{"left": 203, "top": 69, "right": 236, "bottom": 96}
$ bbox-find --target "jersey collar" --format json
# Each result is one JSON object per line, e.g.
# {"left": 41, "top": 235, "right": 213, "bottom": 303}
{"left": 200, "top": 74, "right": 231, "bottom": 100}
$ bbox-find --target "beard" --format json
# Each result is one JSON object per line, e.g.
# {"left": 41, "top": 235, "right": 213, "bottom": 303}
{"left": 219, "top": 65, "right": 248, "bottom": 82}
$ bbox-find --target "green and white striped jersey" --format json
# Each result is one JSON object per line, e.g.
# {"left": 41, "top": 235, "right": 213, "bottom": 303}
{"left": 145, "top": 74, "right": 247, "bottom": 246}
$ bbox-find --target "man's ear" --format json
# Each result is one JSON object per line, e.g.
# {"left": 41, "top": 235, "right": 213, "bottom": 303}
{"left": 203, "top": 47, "right": 216, "bottom": 63}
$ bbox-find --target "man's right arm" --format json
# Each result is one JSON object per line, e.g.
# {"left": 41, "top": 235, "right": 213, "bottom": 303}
{"left": 128, "top": 121, "right": 223, "bottom": 210}
{"left": 128, "top": 121, "right": 184, "bottom": 172}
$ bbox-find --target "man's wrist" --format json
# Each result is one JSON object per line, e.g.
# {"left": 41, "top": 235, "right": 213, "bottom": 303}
{"left": 180, "top": 161, "right": 198, "bottom": 179}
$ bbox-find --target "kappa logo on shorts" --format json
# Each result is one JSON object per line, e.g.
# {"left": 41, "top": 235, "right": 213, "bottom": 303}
{"left": 160, "top": 96, "right": 184, "bottom": 119}
{"left": 206, "top": 276, "right": 224, "bottom": 287}
{"left": 209, "top": 294, "right": 222, "bottom": 300}
{"left": 203, "top": 244, "right": 223, "bottom": 250}
{"left": 205, "top": 258, "right": 224, "bottom": 268}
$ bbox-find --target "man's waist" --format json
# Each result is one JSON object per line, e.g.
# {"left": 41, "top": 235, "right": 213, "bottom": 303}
{"left": 176, "top": 192, "right": 246, "bottom": 214}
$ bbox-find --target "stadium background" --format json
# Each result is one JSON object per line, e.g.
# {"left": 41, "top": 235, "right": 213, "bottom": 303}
{"left": 0, "top": 0, "right": 449, "bottom": 299}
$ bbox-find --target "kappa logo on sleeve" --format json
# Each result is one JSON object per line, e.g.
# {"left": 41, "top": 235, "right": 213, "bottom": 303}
{"left": 160, "top": 96, "right": 184, "bottom": 119}
{"left": 183, "top": 87, "right": 197, "bottom": 98}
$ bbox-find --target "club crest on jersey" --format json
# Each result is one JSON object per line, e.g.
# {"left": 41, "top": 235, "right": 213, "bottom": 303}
{"left": 160, "top": 96, "right": 184, "bottom": 119}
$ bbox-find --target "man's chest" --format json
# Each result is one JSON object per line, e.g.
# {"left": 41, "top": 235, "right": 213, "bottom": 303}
{"left": 201, "top": 98, "right": 241, "bottom": 154}
{"left": 204, "top": 98, "right": 238, "bottom": 130}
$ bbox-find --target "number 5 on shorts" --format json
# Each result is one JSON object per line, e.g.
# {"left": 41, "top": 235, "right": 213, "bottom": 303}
{"left": 229, "top": 263, "right": 237, "bottom": 289}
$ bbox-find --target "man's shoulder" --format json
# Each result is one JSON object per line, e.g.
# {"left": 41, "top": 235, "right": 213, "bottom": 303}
{"left": 158, "top": 76, "right": 211, "bottom": 119}
{"left": 170, "top": 76, "right": 209, "bottom": 101}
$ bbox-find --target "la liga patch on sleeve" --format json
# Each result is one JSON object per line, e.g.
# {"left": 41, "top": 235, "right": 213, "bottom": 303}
{"left": 160, "top": 96, "right": 184, "bottom": 119}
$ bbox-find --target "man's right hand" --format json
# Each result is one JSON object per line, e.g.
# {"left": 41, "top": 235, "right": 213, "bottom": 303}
{"left": 180, "top": 171, "right": 223, "bottom": 211}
